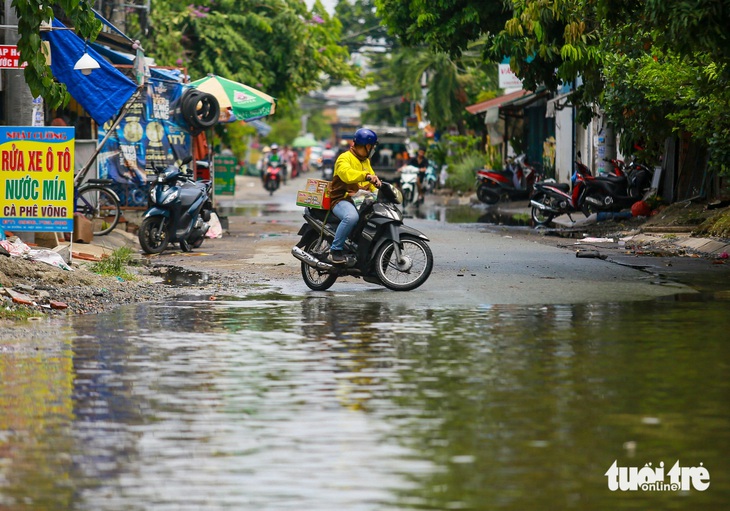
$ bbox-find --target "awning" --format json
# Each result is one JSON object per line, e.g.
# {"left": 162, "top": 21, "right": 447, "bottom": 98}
{"left": 546, "top": 92, "right": 573, "bottom": 118}
{"left": 465, "top": 89, "right": 532, "bottom": 115}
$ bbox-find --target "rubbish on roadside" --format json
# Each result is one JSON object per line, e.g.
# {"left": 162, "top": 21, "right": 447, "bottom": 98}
{"left": 5, "top": 288, "right": 35, "bottom": 305}
{"left": 576, "top": 249, "right": 607, "bottom": 259}
{"left": 597, "top": 211, "right": 633, "bottom": 222}
{"left": 206, "top": 212, "right": 223, "bottom": 238}
{"left": 0, "top": 238, "right": 32, "bottom": 256}
{"left": 27, "top": 249, "right": 73, "bottom": 271}
{"left": 578, "top": 237, "right": 613, "bottom": 243}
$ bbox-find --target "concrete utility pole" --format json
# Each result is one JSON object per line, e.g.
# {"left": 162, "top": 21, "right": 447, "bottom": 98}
{"left": 3, "top": 1, "right": 33, "bottom": 126}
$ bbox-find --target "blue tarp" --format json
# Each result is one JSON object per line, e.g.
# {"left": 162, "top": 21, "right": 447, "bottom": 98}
{"left": 90, "top": 43, "right": 184, "bottom": 82}
{"left": 41, "top": 19, "right": 137, "bottom": 125}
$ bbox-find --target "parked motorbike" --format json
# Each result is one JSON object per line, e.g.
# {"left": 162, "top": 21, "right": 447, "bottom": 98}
{"left": 398, "top": 164, "right": 420, "bottom": 207}
{"left": 580, "top": 157, "right": 653, "bottom": 213}
{"left": 139, "top": 156, "right": 213, "bottom": 254}
{"left": 291, "top": 181, "right": 434, "bottom": 291}
{"left": 263, "top": 161, "right": 283, "bottom": 195}
{"left": 476, "top": 154, "right": 539, "bottom": 205}
{"left": 529, "top": 160, "right": 592, "bottom": 226}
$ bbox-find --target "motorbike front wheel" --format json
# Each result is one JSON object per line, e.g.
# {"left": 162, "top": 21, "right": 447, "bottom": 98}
{"left": 477, "top": 183, "right": 500, "bottom": 205}
{"left": 139, "top": 216, "right": 170, "bottom": 254}
{"left": 300, "top": 235, "right": 338, "bottom": 291}
{"left": 375, "top": 235, "right": 433, "bottom": 291}
{"left": 530, "top": 194, "right": 555, "bottom": 226}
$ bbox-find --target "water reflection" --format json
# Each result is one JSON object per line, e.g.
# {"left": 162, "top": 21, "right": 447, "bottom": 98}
{"left": 1, "top": 293, "right": 728, "bottom": 510}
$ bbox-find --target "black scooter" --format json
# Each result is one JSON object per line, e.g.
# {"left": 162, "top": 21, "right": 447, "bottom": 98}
{"left": 292, "top": 182, "right": 434, "bottom": 291}
{"left": 138, "top": 156, "right": 213, "bottom": 254}
{"left": 580, "top": 157, "right": 653, "bottom": 213}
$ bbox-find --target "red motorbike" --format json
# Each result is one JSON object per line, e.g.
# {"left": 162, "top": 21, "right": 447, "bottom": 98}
{"left": 529, "top": 159, "right": 592, "bottom": 225}
{"left": 476, "top": 154, "right": 540, "bottom": 205}
{"left": 263, "top": 161, "right": 283, "bottom": 195}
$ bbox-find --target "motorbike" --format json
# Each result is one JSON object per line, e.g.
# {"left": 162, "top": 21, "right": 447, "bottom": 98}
{"left": 263, "top": 160, "right": 283, "bottom": 195}
{"left": 580, "top": 157, "right": 653, "bottom": 214}
{"left": 423, "top": 162, "right": 439, "bottom": 194}
{"left": 476, "top": 154, "right": 539, "bottom": 205}
{"left": 321, "top": 158, "right": 335, "bottom": 181}
{"left": 291, "top": 181, "right": 434, "bottom": 291}
{"left": 139, "top": 156, "right": 213, "bottom": 254}
{"left": 529, "top": 159, "right": 592, "bottom": 226}
{"left": 398, "top": 164, "right": 420, "bottom": 207}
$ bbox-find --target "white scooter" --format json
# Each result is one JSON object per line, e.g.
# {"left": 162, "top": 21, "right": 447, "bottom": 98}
{"left": 398, "top": 165, "right": 420, "bottom": 207}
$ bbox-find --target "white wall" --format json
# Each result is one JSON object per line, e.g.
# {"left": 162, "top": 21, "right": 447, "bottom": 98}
{"left": 554, "top": 106, "right": 573, "bottom": 184}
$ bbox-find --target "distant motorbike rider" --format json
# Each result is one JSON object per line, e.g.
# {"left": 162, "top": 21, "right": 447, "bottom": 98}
{"left": 322, "top": 143, "right": 336, "bottom": 167}
{"left": 408, "top": 147, "right": 428, "bottom": 202}
{"left": 327, "top": 128, "right": 382, "bottom": 265}
{"left": 263, "top": 143, "right": 286, "bottom": 183}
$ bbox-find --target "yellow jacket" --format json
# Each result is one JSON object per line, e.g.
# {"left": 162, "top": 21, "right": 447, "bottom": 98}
{"left": 328, "top": 150, "right": 377, "bottom": 206}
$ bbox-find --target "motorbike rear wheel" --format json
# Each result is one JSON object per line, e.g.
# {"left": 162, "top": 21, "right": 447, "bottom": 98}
{"left": 477, "top": 183, "right": 500, "bottom": 205}
{"left": 266, "top": 178, "right": 279, "bottom": 195}
{"left": 139, "top": 216, "right": 170, "bottom": 254}
{"left": 375, "top": 235, "right": 433, "bottom": 291}
{"left": 530, "top": 194, "right": 555, "bottom": 226}
{"left": 300, "top": 235, "right": 338, "bottom": 291}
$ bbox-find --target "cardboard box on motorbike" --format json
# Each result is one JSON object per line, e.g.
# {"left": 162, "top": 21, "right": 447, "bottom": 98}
{"left": 296, "top": 178, "right": 331, "bottom": 209}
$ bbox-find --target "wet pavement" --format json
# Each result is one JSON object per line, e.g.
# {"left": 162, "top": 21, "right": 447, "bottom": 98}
{"left": 2, "top": 175, "right": 729, "bottom": 510}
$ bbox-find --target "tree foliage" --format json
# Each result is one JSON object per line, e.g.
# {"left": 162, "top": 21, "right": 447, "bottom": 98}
{"left": 13, "top": 0, "right": 102, "bottom": 108}
{"left": 145, "top": 0, "right": 365, "bottom": 103}
{"left": 13, "top": 0, "right": 365, "bottom": 110}
{"left": 374, "top": 0, "right": 511, "bottom": 56}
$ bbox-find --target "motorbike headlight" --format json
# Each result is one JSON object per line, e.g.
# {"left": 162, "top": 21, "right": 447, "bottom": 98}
{"left": 150, "top": 188, "right": 157, "bottom": 203}
{"left": 393, "top": 187, "right": 403, "bottom": 205}
{"left": 162, "top": 189, "right": 180, "bottom": 205}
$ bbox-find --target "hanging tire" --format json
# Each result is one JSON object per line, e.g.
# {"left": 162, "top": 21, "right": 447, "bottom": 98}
{"left": 300, "top": 234, "right": 338, "bottom": 291}
{"left": 530, "top": 194, "right": 555, "bottom": 226}
{"left": 374, "top": 235, "right": 433, "bottom": 291}
{"left": 139, "top": 216, "right": 170, "bottom": 254}
{"left": 477, "top": 183, "right": 500, "bottom": 205}
{"left": 181, "top": 89, "right": 220, "bottom": 130}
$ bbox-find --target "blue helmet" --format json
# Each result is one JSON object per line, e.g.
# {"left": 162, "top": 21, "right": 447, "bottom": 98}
{"left": 353, "top": 128, "right": 377, "bottom": 146}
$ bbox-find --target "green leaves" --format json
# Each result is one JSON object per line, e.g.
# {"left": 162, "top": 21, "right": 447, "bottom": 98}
{"left": 145, "top": 0, "right": 364, "bottom": 103}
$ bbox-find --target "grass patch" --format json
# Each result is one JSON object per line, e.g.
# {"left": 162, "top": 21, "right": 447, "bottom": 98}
{"left": 0, "top": 303, "right": 43, "bottom": 321}
{"left": 696, "top": 209, "right": 730, "bottom": 239}
{"left": 90, "top": 247, "right": 137, "bottom": 281}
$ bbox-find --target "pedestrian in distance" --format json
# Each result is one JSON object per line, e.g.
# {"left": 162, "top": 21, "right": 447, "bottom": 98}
{"left": 327, "top": 128, "right": 382, "bottom": 265}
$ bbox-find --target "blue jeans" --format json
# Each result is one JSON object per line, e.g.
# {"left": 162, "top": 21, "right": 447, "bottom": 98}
{"left": 331, "top": 200, "right": 359, "bottom": 251}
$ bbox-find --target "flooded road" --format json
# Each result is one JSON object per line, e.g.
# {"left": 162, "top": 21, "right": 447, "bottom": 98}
{"left": 2, "top": 287, "right": 729, "bottom": 510}
{"left": 3, "top": 181, "right": 730, "bottom": 510}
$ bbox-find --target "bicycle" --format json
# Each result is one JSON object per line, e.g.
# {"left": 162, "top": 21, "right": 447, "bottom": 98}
{"left": 74, "top": 179, "right": 122, "bottom": 236}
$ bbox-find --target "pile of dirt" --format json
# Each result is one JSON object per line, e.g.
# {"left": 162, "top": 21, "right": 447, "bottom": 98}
{"left": 0, "top": 255, "right": 175, "bottom": 318}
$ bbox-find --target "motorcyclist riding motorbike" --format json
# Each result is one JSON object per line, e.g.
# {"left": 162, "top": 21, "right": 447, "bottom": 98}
{"left": 327, "top": 128, "right": 381, "bottom": 265}
{"left": 321, "top": 142, "right": 336, "bottom": 180}
{"left": 262, "top": 143, "right": 286, "bottom": 184}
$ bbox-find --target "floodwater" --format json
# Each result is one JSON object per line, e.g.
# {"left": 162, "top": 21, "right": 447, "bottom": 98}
{"left": 2, "top": 286, "right": 729, "bottom": 510}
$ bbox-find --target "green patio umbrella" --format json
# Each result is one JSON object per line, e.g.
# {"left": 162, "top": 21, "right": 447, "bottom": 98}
{"left": 189, "top": 74, "right": 276, "bottom": 121}
{"left": 292, "top": 135, "right": 319, "bottom": 148}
